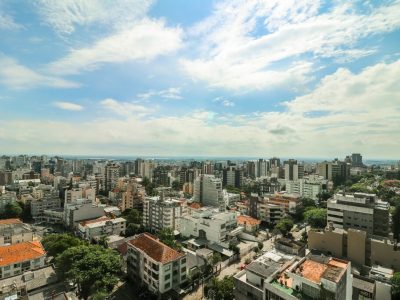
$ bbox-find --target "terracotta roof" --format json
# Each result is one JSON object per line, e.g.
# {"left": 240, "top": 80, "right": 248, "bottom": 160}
{"left": 0, "top": 218, "right": 23, "bottom": 225}
{"left": 298, "top": 259, "right": 328, "bottom": 283}
{"left": 0, "top": 241, "right": 46, "bottom": 267}
{"left": 237, "top": 215, "right": 261, "bottom": 226}
{"left": 79, "top": 216, "right": 110, "bottom": 226}
{"left": 128, "top": 233, "right": 184, "bottom": 264}
{"left": 189, "top": 202, "right": 201, "bottom": 209}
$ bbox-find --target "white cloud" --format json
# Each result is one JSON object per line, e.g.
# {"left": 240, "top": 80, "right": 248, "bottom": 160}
{"left": 0, "top": 55, "right": 79, "bottom": 89}
{"left": 0, "top": 7, "right": 23, "bottom": 30}
{"left": 101, "top": 98, "right": 153, "bottom": 117}
{"left": 213, "top": 96, "right": 235, "bottom": 107}
{"left": 47, "top": 19, "right": 183, "bottom": 75}
{"left": 35, "top": 0, "right": 154, "bottom": 35}
{"left": 54, "top": 101, "right": 84, "bottom": 111}
{"left": 137, "top": 87, "right": 182, "bottom": 100}
{"left": 182, "top": 0, "right": 400, "bottom": 91}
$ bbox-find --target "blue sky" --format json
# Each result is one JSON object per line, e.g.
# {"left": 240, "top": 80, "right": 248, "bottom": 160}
{"left": 0, "top": 0, "right": 399, "bottom": 159}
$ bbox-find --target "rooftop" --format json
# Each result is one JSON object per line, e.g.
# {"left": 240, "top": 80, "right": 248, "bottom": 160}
{"left": 129, "top": 233, "right": 184, "bottom": 264}
{"left": 237, "top": 215, "right": 261, "bottom": 226}
{"left": 0, "top": 218, "right": 22, "bottom": 225}
{"left": 294, "top": 257, "right": 348, "bottom": 284}
{"left": 0, "top": 241, "right": 46, "bottom": 267}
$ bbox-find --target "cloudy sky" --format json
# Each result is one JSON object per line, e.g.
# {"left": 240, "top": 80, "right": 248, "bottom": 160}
{"left": 0, "top": 0, "right": 399, "bottom": 159}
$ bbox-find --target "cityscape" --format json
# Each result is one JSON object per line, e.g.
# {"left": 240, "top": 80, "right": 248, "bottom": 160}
{"left": 1, "top": 1, "right": 400, "bottom": 300}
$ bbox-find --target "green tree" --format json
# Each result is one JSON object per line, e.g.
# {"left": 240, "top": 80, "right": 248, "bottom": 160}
{"left": 392, "top": 272, "right": 400, "bottom": 298}
{"left": 56, "top": 245, "right": 122, "bottom": 300}
{"left": 393, "top": 203, "right": 400, "bottom": 240}
{"left": 42, "top": 233, "right": 84, "bottom": 258}
{"left": 157, "top": 228, "right": 181, "bottom": 250}
{"left": 124, "top": 208, "right": 142, "bottom": 225}
{"left": 304, "top": 208, "right": 327, "bottom": 228}
{"left": 274, "top": 218, "right": 294, "bottom": 236}
{"left": 18, "top": 201, "right": 32, "bottom": 222}
{"left": 205, "top": 276, "right": 235, "bottom": 300}
{"left": 171, "top": 180, "right": 181, "bottom": 191}
{"left": 3, "top": 202, "right": 22, "bottom": 218}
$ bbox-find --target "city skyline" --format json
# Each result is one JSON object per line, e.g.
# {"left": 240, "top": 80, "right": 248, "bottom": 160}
{"left": 1, "top": 0, "right": 400, "bottom": 158}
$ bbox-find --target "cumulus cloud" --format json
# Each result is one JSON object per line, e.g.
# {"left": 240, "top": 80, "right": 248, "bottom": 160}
{"left": 47, "top": 19, "right": 183, "bottom": 75}
{"left": 0, "top": 55, "right": 79, "bottom": 89}
{"left": 182, "top": 0, "right": 400, "bottom": 91}
{"left": 101, "top": 98, "right": 153, "bottom": 117}
{"left": 54, "top": 101, "right": 84, "bottom": 111}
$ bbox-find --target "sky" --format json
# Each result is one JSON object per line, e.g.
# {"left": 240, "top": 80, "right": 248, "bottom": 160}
{"left": 0, "top": 0, "right": 399, "bottom": 159}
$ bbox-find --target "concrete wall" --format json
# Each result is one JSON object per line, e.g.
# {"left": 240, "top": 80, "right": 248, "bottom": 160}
{"left": 308, "top": 229, "right": 345, "bottom": 258}
{"left": 347, "top": 229, "right": 366, "bottom": 266}
{"left": 370, "top": 239, "right": 400, "bottom": 271}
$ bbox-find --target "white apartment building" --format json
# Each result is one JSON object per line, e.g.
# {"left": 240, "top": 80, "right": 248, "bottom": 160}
{"left": 143, "top": 196, "right": 187, "bottom": 232}
{"left": 78, "top": 216, "right": 126, "bottom": 241}
{"left": 223, "top": 190, "right": 240, "bottom": 207}
{"left": 285, "top": 175, "right": 327, "bottom": 201}
{"left": 63, "top": 198, "right": 106, "bottom": 229}
{"left": 0, "top": 241, "right": 46, "bottom": 279}
{"left": 127, "top": 233, "right": 187, "bottom": 296}
{"left": 180, "top": 208, "right": 237, "bottom": 243}
{"left": 0, "top": 219, "right": 33, "bottom": 246}
{"left": 193, "top": 175, "right": 224, "bottom": 211}
{"left": 105, "top": 163, "right": 120, "bottom": 192}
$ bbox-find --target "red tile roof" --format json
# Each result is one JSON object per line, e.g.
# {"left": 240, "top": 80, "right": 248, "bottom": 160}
{"left": 128, "top": 233, "right": 184, "bottom": 264}
{"left": 0, "top": 241, "right": 46, "bottom": 267}
{"left": 0, "top": 218, "right": 23, "bottom": 225}
{"left": 237, "top": 215, "right": 261, "bottom": 226}
{"left": 189, "top": 202, "right": 201, "bottom": 209}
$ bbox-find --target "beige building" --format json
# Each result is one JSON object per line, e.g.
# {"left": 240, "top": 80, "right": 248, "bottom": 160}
{"left": 0, "top": 219, "right": 33, "bottom": 246}
{"left": 308, "top": 224, "right": 400, "bottom": 271}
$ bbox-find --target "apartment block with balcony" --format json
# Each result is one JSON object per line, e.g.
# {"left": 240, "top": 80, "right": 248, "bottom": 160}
{"left": 327, "top": 192, "right": 390, "bottom": 237}
{"left": 0, "top": 241, "right": 46, "bottom": 279}
{"left": 127, "top": 233, "right": 187, "bottom": 296}
{"left": 142, "top": 196, "right": 187, "bottom": 233}
{"left": 0, "top": 219, "right": 33, "bottom": 246}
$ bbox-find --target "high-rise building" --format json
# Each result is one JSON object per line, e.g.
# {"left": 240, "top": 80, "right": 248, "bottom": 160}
{"left": 202, "top": 161, "right": 214, "bottom": 175}
{"left": 105, "top": 163, "right": 120, "bottom": 193}
{"left": 351, "top": 153, "right": 363, "bottom": 167}
{"left": 193, "top": 175, "right": 224, "bottom": 211}
{"left": 284, "top": 159, "right": 304, "bottom": 181}
{"left": 256, "top": 159, "right": 269, "bottom": 178}
{"left": 222, "top": 166, "right": 243, "bottom": 187}
{"left": 153, "top": 166, "right": 170, "bottom": 186}
{"left": 134, "top": 158, "right": 143, "bottom": 176}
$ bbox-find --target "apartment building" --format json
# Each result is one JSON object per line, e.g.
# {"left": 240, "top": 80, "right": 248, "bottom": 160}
{"left": 309, "top": 223, "right": 400, "bottom": 271}
{"left": 327, "top": 192, "right": 390, "bottom": 237}
{"left": 127, "top": 233, "right": 187, "bottom": 296}
{"left": 119, "top": 182, "right": 145, "bottom": 212}
{"left": 30, "top": 188, "right": 61, "bottom": 222}
{"left": 0, "top": 219, "right": 33, "bottom": 246}
{"left": 78, "top": 216, "right": 126, "bottom": 241}
{"left": 284, "top": 159, "right": 304, "bottom": 181}
{"left": 234, "top": 251, "right": 351, "bottom": 300}
{"left": 180, "top": 209, "right": 237, "bottom": 243}
{"left": 143, "top": 196, "right": 187, "bottom": 232}
{"left": 0, "top": 192, "right": 17, "bottom": 213}
{"left": 65, "top": 187, "right": 95, "bottom": 204}
{"left": 105, "top": 163, "right": 120, "bottom": 193}
{"left": 285, "top": 175, "right": 327, "bottom": 201}
{"left": 0, "top": 241, "right": 46, "bottom": 279}
{"left": 193, "top": 175, "right": 224, "bottom": 211}
{"left": 63, "top": 198, "right": 105, "bottom": 229}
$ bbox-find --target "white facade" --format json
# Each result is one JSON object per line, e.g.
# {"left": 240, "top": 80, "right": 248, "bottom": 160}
{"left": 285, "top": 175, "right": 327, "bottom": 201}
{"left": 0, "top": 220, "right": 33, "bottom": 246}
{"left": 63, "top": 198, "right": 105, "bottom": 228}
{"left": 78, "top": 217, "right": 126, "bottom": 241}
{"left": 193, "top": 175, "right": 224, "bottom": 211}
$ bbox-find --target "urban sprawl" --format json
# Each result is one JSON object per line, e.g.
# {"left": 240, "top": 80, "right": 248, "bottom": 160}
{"left": 0, "top": 154, "right": 399, "bottom": 300}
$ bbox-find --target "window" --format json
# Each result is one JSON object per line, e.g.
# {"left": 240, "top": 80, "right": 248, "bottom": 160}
{"left": 164, "top": 282, "right": 170, "bottom": 289}
{"left": 181, "top": 267, "right": 186, "bottom": 273}
{"left": 181, "top": 258, "right": 186, "bottom": 264}
{"left": 165, "top": 264, "right": 171, "bottom": 271}
{"left": 14, "top": 263, "right": 20, "bottom": 268}
{"left": 4, "top": 266, "right": 10, "bottom": 271}
{"left": 165, "top": 274, "right": 171, "bottom": 280}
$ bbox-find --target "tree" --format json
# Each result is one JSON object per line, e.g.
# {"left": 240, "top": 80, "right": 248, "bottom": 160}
{"left": 56, "top": 245, "right": 122, "bottom": 300}
{"left": 205, "top": 276, "right": 235, "bottom": 300}
{"left": 212, "top": 253, "right": 222, "bottom": 273}
{"left": 304, "top": 208, "right": 327, "bottom": 228}
{"left": 393, "top": 203, "right": 400, "bottom": 241}
{"left": 157, "top": 228, "right": 181, "bottom": 250}
{"left": 392, "top": 272, "right": 400, "bottom": 298}
{"left": 42, "top": 233, "right": 84, "bottom": 258}
{"left": 171, "top": 180, "right": 181, "bottom": 191}
{"left": 274, "top": 218, "right": 294, "bottom": 236}
{"left": 124, "top": 208, "right": 142, "bottom": 225}
{"left": 3, "top": 202, "right": 22, "bottom": 218}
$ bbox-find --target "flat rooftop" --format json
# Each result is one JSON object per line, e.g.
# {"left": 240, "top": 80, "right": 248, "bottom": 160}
{"left": 295, "top": 258, "right": 348, "bottom": 283}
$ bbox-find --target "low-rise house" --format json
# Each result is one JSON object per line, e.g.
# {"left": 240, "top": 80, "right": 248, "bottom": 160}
{"left": 127, "top": 233, "right": 187, "bottom": 296}
{"left": 0, "top": 241, "right": 46, "bottom": 279}
{"left": 78, "top": 216, "right": 126, "bottom": 241}
{"left": 237, "top": 215, "right": 261, "bottom": 233}
{"left": 0, "top": 219, "right": 33, "bottom": 246}
{"left": 274, "top": 238, "right": 306, "bottom": 257}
